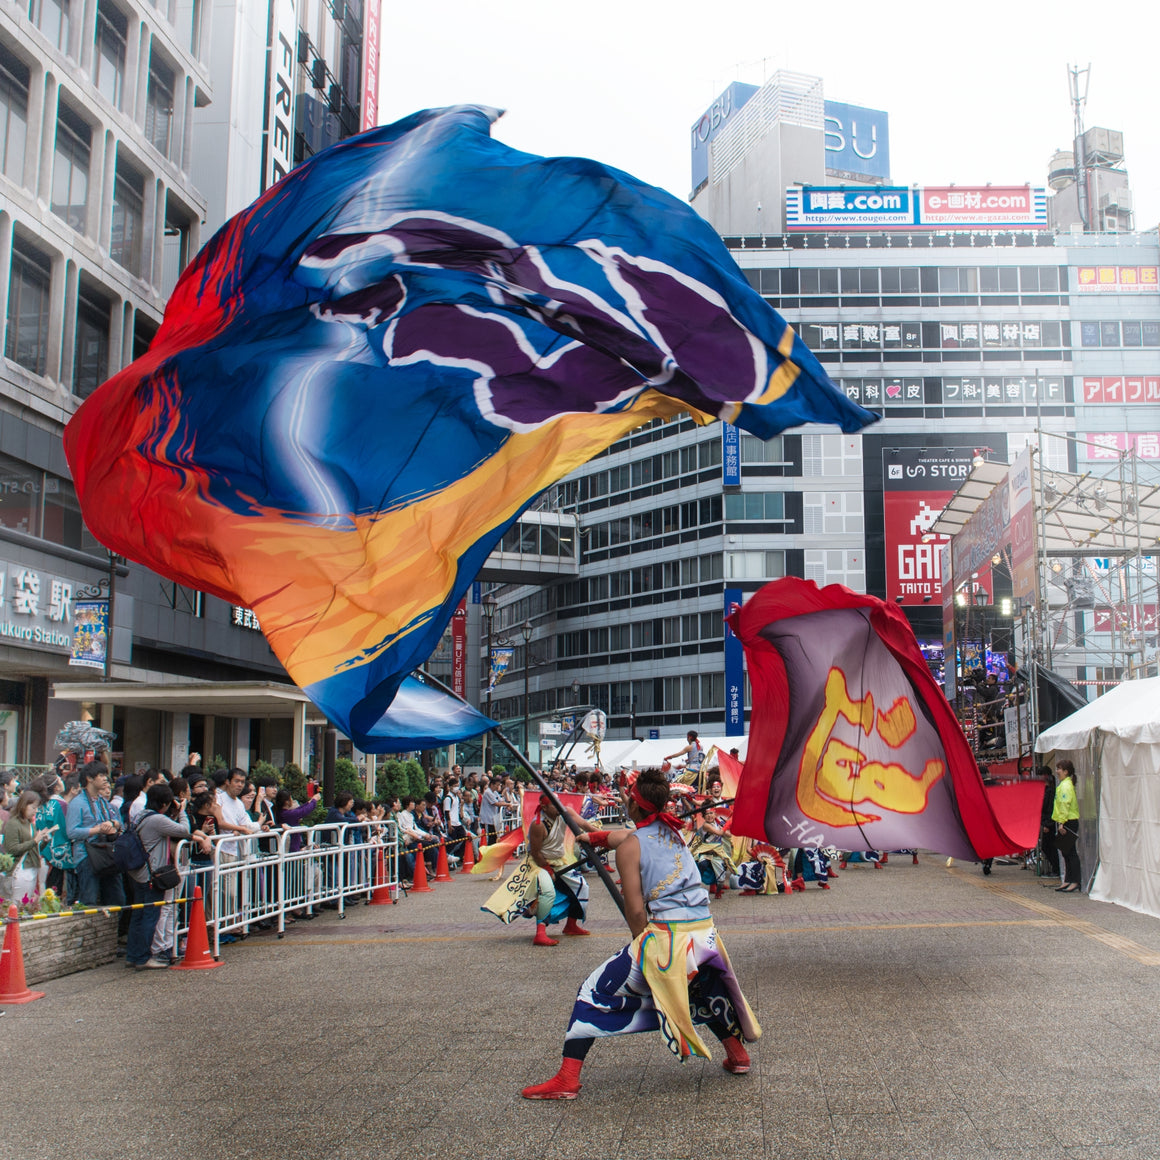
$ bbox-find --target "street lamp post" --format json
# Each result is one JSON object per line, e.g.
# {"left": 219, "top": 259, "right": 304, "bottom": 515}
{"left": 521, "top": 619, "right": 533, "bottom": 759}
{"left": 482, "top": 593, "right": 496, "bottom": 775}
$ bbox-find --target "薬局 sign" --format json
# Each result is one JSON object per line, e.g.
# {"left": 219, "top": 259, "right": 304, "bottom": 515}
{"left": 919, "top": 186, "right": 1046, "bottom": 228}
{"left": 824, "top": 101, "right": 890, "bottom": 183}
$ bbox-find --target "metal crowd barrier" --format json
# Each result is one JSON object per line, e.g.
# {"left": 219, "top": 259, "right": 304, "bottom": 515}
{"left": 169, "top": 820, "right": 399, "bottom": 957}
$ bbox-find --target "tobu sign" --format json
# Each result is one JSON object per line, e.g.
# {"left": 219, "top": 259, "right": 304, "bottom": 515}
{"left": 690, "top": 81, "right": 758, "bottom": 190}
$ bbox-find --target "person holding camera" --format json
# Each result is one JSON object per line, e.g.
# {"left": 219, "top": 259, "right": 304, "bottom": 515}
{"left": 66, "top": 761, "right": 126, "bottom": 907}
{"left": 125, "top": 782, "right": 191, "bottom": 970}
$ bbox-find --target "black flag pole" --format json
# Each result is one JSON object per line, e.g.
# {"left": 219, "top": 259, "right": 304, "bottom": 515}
{"left": 416, "top": 669, "right": 626, "bottom": 917}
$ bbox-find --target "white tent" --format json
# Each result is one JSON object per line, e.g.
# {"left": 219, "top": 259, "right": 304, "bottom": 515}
{"left": 1036, "top": 677, "right": 1160, "bottom": 918}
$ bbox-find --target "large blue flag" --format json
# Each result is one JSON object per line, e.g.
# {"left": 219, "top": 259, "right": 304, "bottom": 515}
{"left": 65, "top": 105, "right": 877, "bottom": 749}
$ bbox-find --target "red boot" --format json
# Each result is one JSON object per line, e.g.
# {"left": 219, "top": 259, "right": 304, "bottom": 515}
{"left": 532, "top": 923, "right": 559, "bottom": 947}
{"left": 563, "top": 917, "right": 590, "bottom": 937}
{"left": 721, "top": 1036, "right": 751, "bottom": 1074}
{"left": 827, "top": 866, "right": 839, "bottom": 878}
{"left": 817, "top": 879, "right": 830, "bottom": 890}
{"left": 522, "top": 1057, "right": 583, "bottom": 1099}
{"left": 790, "top": 876, "right": 805, "bottom": 893}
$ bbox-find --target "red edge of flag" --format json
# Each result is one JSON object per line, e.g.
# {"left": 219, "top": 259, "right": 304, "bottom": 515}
{"left": 728, "top": 577, "right": 1032, "bottom": 859}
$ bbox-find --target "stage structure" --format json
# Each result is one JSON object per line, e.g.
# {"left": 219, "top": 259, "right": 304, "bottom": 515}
{"left": 932, "top": 432, "right": 1160, "bottom": 767}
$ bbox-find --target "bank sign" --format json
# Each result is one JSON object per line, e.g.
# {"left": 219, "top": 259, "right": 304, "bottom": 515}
{"left": 786, "top": 185, "right": 1047, "bottom": 230}
{"left": 0, "top": 559, "right": 75, "bottom": 653}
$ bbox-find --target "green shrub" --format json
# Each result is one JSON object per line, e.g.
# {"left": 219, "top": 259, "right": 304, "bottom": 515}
{"left": 208, "top": 754, "right": 229, "bottom": 773}
{"left": 250, "top": 759, "right": 280, "bottom": 784}
{"left": 280, "top": 762, "right": 308, "bottom": 800}
{"left": 376, "top": 758, "right": 409, "bottom": 802}
{"left": 334, "top": 757, "right": 364, "bottom": 798}
{"left": 404, "top": 759, "right": 427, "bottom": 798}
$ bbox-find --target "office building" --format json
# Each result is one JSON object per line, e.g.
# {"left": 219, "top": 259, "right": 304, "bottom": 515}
{"left": 478, "top": 72, "right": 1159, "bottom": 763}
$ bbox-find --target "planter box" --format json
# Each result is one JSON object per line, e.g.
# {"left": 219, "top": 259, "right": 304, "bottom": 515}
{"left": 18, "top": 912, "right": 118, "bottom": 985}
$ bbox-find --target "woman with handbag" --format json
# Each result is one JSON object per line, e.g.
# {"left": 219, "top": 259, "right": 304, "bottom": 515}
{"left": 125, "top": 783, "right": 190, "bottom": 970}
{"left": 2, "top": 791, "right": 53, "bottom": 901}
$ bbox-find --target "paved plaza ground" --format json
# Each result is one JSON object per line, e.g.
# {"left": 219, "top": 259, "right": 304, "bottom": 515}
{"left": 7, "top": 855, "right": 1160, "bottom": 1160}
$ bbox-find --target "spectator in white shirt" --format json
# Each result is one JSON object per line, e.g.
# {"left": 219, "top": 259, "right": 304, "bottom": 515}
{"left": 216, "top": 768, "right": 263, "bottom": 857}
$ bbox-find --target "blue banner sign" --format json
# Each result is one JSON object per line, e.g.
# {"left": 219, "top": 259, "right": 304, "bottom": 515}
{"left": 824, "top": 101, "right": 891, "bottom": 182}
{"left": 724, "top": 587, "right": 744, "bottom": 736}
{"left": 722, "top": 423, "right": 741, "bottom": 486}
{"left": 786, "top": 186, "right": 915, "bottom": 231}
{"left": 690, "top": 81, "right": 759, "bottom": 191}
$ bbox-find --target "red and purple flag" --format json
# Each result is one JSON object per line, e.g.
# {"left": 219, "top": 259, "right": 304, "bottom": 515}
{"left": 728, "top": 578, "right": 1040, "bottom": 860}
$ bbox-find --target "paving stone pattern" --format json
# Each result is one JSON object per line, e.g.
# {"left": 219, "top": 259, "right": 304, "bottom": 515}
{"left": 5, "top": 858, "right": 1160, "bottom": 1160}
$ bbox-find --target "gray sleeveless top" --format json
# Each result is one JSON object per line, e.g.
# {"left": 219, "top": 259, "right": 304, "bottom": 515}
{"left": 637, "top": 820, "right": 711, "bottom": 922}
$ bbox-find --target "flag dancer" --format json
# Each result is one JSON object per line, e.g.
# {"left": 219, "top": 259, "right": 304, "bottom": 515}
{"left": 522, "top": 769, "right": 761, "bottom": 1100}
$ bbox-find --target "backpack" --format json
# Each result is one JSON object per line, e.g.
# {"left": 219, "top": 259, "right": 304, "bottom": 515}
{"left": 113, "top": 813, "right": 152, "bottom": 873}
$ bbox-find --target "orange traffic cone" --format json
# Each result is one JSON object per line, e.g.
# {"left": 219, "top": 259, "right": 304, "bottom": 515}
{"left": 410, "top": 844, "right": 434, "bottom": 892}
{"left": 459, "top": 836, "right": 476, "bottom": 873}
{"left": 0, "top": 905, "right": 44, "bottom": 1004}
{"left": 171, "top": 886, "right": 222, "bottom": 971}
{"left": 369, "top": 847, "right": 394, "bottom": 905}
{"left": 435, "top": 838, "right": 453, "bottom": 882}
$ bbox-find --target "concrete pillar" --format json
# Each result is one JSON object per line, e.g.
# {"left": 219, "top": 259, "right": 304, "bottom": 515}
{"left": 99, "top": 703, "right": 114, "bottom": 733}
{"left": 202, "top": 714, "right": 214, "bottom": 765}
{"left": 78, "top": 0, "right": 99, "bottom": 73}
{"left": 168, "top": 711, "right": 190, "bottom": 770}
{"left": 85, "top": 127, "right": 106, "bottom": 244}
{"left": 292, "top": 701, "right": 306, "bottom": 770}
{"left": 99, "top": 131, "right": 117, "bottom": 251}
{"left": 233, "top": 717, "right": 250, "bottom": 769}
{"left": 46, "top": 250, "right": 68, "bottom": 381}
{"left": 59, "top": 259, "right": 78, "bottom": 389}
{"left": 151, "top": 179, "right": 166, "bottom": 289}
{"left": 0, "top": 218, "right": 11, "bottom": 360}
{"left": 107, "top": 297, "right": 124, "bottom": 377}
{"left": 365, "top": 753, "right": 376, "bottom": 798}
{"left": 37, "top": 73, "right": 59, "bottom": 203}
{"left": 125, "top": 17, "right": 145, "bottom": 123}
{"left": 21, "top": 61, "right": 45, "bottom": 196}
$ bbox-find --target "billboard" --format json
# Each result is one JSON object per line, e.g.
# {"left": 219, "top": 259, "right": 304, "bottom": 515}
{"left": 786, "top": 185, "right": 1047, "bottom": 231}
{"left": 262, "top": 0, "right": 297, "bottom": 191}
{"left": 1080, "top": 376, "right": 1160, "bottom": 405}
{"left": 690, "top": 82, "right": 759, "bottom": 191}
{"left": 1074, "top": 266, "right": 1159, "bottom": 293}
{"left": 920, "top": 186, "right": 1047, "bottom": 228}
{"left": 787, "top": 186, "right": 914, "bottom": 230}
{"left": 722, "top": 422, "right": 740, "bottom": 486}
{"left": 724, "top": 587, "right": 744, "bottom": 735}
{"left": 824, "top": 100, "right": 890, "bottom": 182}
{"left": 882, "top": 446, "right": 977, "bottom": 605}
{"left": 361, "top": 0, "right": 381, "bottom": 131}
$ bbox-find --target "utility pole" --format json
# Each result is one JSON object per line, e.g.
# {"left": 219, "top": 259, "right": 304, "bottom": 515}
{"left": 1068, "top": 64, "right": 1091, "bottom": 231}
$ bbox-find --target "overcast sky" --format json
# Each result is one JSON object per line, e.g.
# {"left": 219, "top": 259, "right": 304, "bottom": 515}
{"left": 380, "top": 0, "right": 1158, "bottom": 230}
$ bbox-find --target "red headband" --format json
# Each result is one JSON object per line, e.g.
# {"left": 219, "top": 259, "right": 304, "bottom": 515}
{"left": 629, "top": 782, "right": 684, "bottom": 835}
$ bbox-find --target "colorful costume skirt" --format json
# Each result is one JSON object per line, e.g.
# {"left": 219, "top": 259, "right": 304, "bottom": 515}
{"left": 564, "top": 918, "right": 760, "bottom": 1060}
